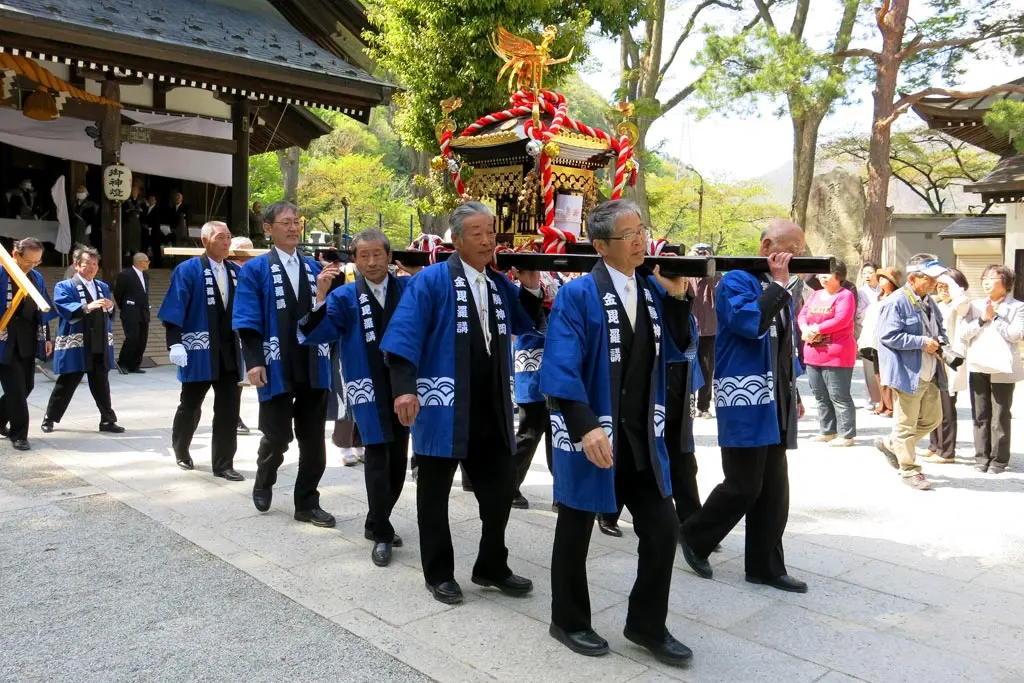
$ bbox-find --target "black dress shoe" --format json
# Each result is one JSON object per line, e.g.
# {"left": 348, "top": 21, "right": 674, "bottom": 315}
{"left": 548, "top": 623, "right": 609, "bottom": 657}
{"left": 598, "top": 517, "right": 623, "bottom": 537}
{"left": 471, "top": 573, "right": 533, "bottom": 596}
{"left": 426, "top": 580, "right": 463, "bottom": 604}
{"left": 681, "top": 539, "right": 713, "bottom": 579}
{"left": 371, "top": 542, "right": 392, "bottom": 567}
{"left": 214, "top": 469, "right": 244, "bottom": 482}
{"left": 252, "top": 487, "right": 272, "bottom": 512}
{"left": 511, "top": 493, "right": 529, "bottom": 510}
{"left": 99, "top": 422, "right": 125, "bottom": 433}
{"left": 746, "top": 573, "right": 808, "bottom": 593}
{"left": 623, "top": 627, "right": 693, "bottom": 666}
{"left": 40, "top": 420, "right": 54, "bottom": 433}
{"left": 128, "top": 368, "right": 146, "bottom": 374}
{"left": 176, "top": 458, "right": 195, "bottom": 471}
{"left": 295, "top": 507, "right": 336, "bottom": 528}
{"left": 364, "top": 530, "right": 403, "bottom": 548}
{"left": 11, "top": 439, "right": 30, "bottom": 451}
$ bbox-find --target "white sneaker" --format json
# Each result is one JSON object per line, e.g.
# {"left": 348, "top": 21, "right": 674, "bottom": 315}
{"left": 341, "top": 450, "right": 359, "bottom": 466}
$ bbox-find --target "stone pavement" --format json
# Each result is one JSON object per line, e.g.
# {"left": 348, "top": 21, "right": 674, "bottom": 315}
{"left": 3, "top": 366, "right": 1024, "bottom": 683}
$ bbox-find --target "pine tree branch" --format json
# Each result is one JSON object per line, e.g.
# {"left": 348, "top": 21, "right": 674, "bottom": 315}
{"left": 661, "top": 76, "right": 703, "bottom": 115}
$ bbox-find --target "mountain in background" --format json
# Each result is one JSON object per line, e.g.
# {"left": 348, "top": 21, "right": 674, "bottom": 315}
{"left": 754, "top": 160, "right": 991, "bottom": 215}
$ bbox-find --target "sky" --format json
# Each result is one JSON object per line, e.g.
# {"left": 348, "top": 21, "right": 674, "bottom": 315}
{"left": 578, "top": 1, "right": 1022, "bottom": 182}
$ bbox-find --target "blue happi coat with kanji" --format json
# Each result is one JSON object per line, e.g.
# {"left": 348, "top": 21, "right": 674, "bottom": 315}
{"left": 380, "top": 253, "right": 538, "bottom": 459}
{"left": 52, "top": 276, "right": 115, "bottom": 374}
{"left": 714, "top": 270, "right": 800, "bottom": 448}
{"left": 232, "top": 250, "right": 331, "bottom": 402}
{"left": 539, "top": 260, "right": 683, "bottom": 514}
{"left": 158, "top": 255, "right": 243, "bottom": 383}
{"left": 299, "top": 273, "right": 408, "bottom": 445}
{"left": 0, "top": 268, "right": 54, "bottom": 361}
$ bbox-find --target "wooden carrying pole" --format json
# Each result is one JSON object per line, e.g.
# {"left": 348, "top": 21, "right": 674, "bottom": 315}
{"left": 0, "top": 243, "right": 51, "bottom": 333}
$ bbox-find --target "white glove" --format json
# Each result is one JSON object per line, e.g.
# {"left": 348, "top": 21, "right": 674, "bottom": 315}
{"left": 169, "top": 344, "right": 188, "bottom": 368}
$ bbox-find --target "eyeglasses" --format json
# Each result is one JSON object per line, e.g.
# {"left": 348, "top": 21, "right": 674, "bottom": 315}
{"left": 603, "top": 227, "right": 649, "bottom": 242}
{"left": 272, "top": 220, "right": 302, "bottom": 228}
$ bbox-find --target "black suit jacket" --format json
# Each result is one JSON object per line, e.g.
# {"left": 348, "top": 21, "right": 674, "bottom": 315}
{"left": 114, "top": 267, "right": 150, "bottom": 324}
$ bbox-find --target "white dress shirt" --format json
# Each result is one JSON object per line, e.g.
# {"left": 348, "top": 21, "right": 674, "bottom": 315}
{"left": 274, "top": 247, "right": 301, "bottom": 297}
{"left": 461, "top": 259, "right": 492, "bottom": 351}
{"left": 209, "top": 257, "right": 229, "bottom": 307}
{"left": 606, "top": 264, "right": 638, "bottom": 330}
{"left": 80, "top": 276, "right": 98, "bottom": 301}
{"left": 132, "top": 266, "right": 146, "bottom": 292}
{"left": 367, "top": 277, "right": 388, "bottom": 308}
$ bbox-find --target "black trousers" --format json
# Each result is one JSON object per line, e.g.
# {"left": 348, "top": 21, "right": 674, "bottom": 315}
{"left": 364, "top": 417, "right": 410, "bottom": 543}
{"left": 0, "top": 355, "right": 36, "bottom": 440}
{"left": 969, "top": 372, "right": 1015, "bottom": 467}
{"left": 513, "top": 401, "right": 553, "bottom": 494}
{"left": 416, "top": 431, "right": 515, "bottom": 586}
{"left": 928, "top": 390, "right": 958, "bottom": 460}
{"left": 255, "top": 385, "right": 328, "bottom": 511}
{"left": 171, "top": 372, "right": 242, "bottom": 472}
{"left": 551, "top": 448, "right": 678, "bottom": 639}
{"left": 682, "top": 443, "right": 789, "bottom": 579}
{"left": 118, "top": 318, "right": 148, "bottom": 371}
{"left": 45, "top": 356, "right": 117, "bottom": 425}
{"left": 696, "top": 335, "right": 716, "bottom": 412}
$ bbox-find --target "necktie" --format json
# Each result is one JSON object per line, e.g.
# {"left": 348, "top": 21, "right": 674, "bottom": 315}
{"left": 287, "top": 256, "right": 300, "bottom": 297}
{"left": 476, "top": 274, "right": 492, "bottom": 352}
{"left": 623, "top": 278, "right": 637, "bottom": 330}
{"left": 372, "top": 284, "right": 385, "bottom": 308}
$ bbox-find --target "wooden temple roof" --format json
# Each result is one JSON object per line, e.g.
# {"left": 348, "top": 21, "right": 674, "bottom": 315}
{"left": 268, "top": 0, "right": 375, "bottom": 73}
{"left": 0, "top": 0, "right": 394, "bottom": 123}
{"left": 911, "top": 77, "right": 1024, "bottom": 157}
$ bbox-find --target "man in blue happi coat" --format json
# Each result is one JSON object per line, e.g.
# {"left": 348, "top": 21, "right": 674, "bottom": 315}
{"left": 42, "top": 246, "right": 124, "bottom": 434}
{"left": 680, "top": 219, "right": 808, "bottom": 594}
{"left": 0, "top": 238, "right": 54, "bottom": 450}
{"left": 540, "top": 199, "right": 693, "bottom": 665}
{"left": 233, "top": 201, "right": 341, "bottom": 528}
{"left": 380, "top": 202, "right": 544, "bottom": 605}
{"left": 300, "top": 228, "right": 413, "bottom": 568}
{"left": 511, "top": 269, "right": 564, "bottom": 510}
{"left": 159, "top": 221, "right": 245, "bottom": 482}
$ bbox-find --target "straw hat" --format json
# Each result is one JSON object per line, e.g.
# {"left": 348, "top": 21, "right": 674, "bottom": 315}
{"left": 876, "top": 267, "right": 902, "bottom": 288}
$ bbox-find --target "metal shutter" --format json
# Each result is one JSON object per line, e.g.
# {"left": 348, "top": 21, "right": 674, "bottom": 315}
{"left": 957, "top": 254, "right": 999, "bottom": 294}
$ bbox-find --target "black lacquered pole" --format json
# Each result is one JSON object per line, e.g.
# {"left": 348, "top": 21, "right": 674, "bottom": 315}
{"left": 711, "top": 256, "right": 836, "bottom": 274}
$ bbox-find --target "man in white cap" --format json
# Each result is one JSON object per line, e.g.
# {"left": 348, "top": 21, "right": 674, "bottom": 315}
{"left": 874, "top": 254, "right": 948, "bottom": 491}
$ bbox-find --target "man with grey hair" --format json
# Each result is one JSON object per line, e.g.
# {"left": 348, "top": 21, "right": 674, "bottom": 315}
{"left": 158, "top": 221, "right": 245, "bottom": 481}
{"left": 541, "top": 199, "right": 694, "bottom": 663}
{"left": 43, "top": 246, "right": 123, "bottom": 434}
{"left": 234, "top": 201, "right": 341, "bottom": 527}
{"left": 381, "top": 201, "right": 544, "bottom": 604}
{"left": 874, "top": 253, "right": 948, "bottom": 490}
{"left": 114, "top": 252, "right": 151, "bottom": 373}
{"left": 300, "top": 228, "right": 413, "bottom": 567}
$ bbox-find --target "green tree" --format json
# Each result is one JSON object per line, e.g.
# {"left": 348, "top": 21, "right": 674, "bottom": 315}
{"left": 695, "top": 0, "right": 864, "bottom": 231}
{"left": 840, "top": 0, "right": 1024, "bottom": 261}
{"left": 298, "top": 154, "right": 414, "bottom": 246}
{"left": 249, "top": 152, "right": 284, "bottom": 205}
{"left": 822, "top": 127, "right": 998, "bottom": 214}
{"left": 984, "top": 99, "right": 1024, "bottom": 154}
{"left": 647, "top": 168, "right": 785, "bottom": 255}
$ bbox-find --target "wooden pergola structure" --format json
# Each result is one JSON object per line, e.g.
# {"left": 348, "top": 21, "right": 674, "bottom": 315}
{"left": 0, "top": 0, "right": 394, "bottom": 279}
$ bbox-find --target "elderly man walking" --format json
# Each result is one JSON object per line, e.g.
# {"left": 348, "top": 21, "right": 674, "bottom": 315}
{"left": 874, "top": 254, "right": 948, "bottom": 491}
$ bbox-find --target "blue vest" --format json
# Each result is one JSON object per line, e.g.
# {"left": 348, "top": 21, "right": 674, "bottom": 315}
{"left": 232, "top": 251, "right": 331, "bottom": 401}
{"left": 380, "top": 253, "right": 538, "bottom": 459}
{"left": 53, "top": 276, "right": 115, "bottom": 374}
{"left": 539, "top": 260, "right": 683, "bottom": 514}
{"left": 157, "top": 256, "right": 242, "bottom": 383}
{"left": 0, "top": 268, "right": 54, "bottom": 362}
{"left": 714, "top": 270, "right": 799, "bottom": 448}
{"left": 300, "top": 274, "right": 408, "bottom": 445}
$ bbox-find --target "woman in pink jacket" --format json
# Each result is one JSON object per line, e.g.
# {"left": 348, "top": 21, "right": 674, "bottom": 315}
{"left": 798, "top": 259, "right": 858, "bottom": 446}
